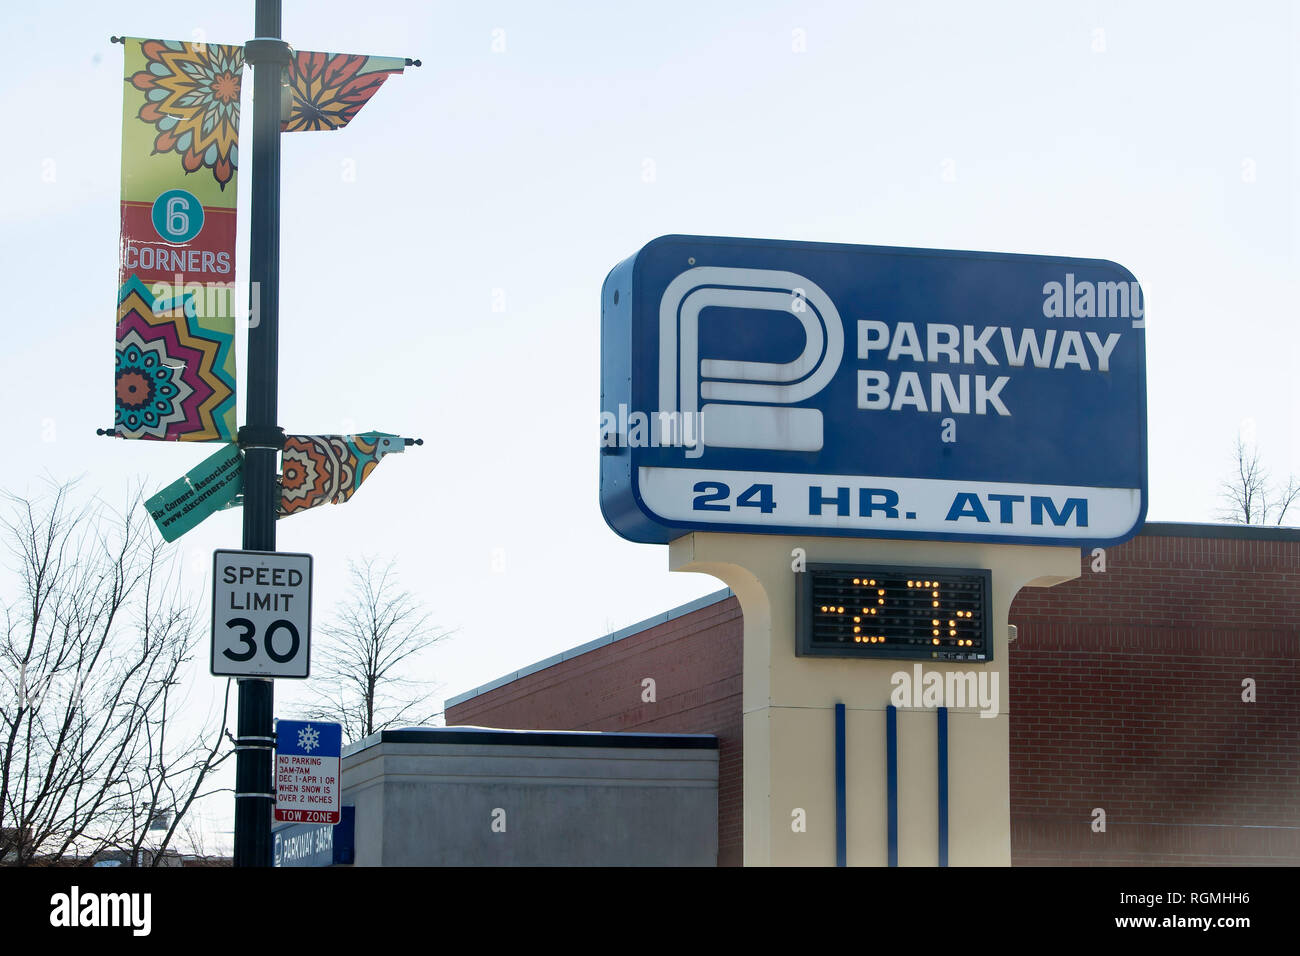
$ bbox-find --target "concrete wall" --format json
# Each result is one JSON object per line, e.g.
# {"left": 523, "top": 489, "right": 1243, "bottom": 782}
{"left": 340, "top": 727, "right": 718, "bottom": 866}
{"left": 448, "top": 595, "right": 744, "bottom": 864}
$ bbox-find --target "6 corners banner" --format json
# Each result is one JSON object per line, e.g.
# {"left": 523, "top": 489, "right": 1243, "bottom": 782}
{"left": 115, "top": 38, "right": 405, "bottom": 444}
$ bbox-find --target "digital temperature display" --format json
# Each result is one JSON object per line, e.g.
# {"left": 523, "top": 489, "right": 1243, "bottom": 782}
{"left": 796, "top": 564, "right": 992, "bottom": 661}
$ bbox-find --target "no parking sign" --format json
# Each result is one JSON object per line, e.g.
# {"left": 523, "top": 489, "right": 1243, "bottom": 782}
{"left": 275, "top": 720, "right": 342, "bottom": 825}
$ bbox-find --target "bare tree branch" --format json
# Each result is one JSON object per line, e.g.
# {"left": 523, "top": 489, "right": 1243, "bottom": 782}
{"left": 1218, "top": 439, "right": 1298, "bottom": 526}
{"left": 297, "top": 556, "right": 452, "bottom": 743}
{"left": 1272, "top": 475, "right": 1300, "bottom": 526}
{"left": 0, "top": 479, "right": 232, "bottom": 865}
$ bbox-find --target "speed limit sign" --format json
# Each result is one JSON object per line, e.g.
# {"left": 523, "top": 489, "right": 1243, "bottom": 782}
{"left": 211, "top": 550, "right": 313, "bottom": 678}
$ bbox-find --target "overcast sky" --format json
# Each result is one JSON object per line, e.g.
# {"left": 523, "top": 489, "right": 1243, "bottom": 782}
{"left": 1, "top": 0, "right": 1296, "bottom": 853}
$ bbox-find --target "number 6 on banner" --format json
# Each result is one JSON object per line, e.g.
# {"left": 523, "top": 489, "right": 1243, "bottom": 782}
{"left": 150, "top": 188, "right": 205, "bottom": 243}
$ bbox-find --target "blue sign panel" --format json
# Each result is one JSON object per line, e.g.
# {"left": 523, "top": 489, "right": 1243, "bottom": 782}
{"left": 273, "top": 805, "right": 355, "bottom": 867}
{"left": 276, "top": 719, "right": 342, "bottom": 759}
{"left": 600, "top": 235, "right": 1147, "bottom": 546}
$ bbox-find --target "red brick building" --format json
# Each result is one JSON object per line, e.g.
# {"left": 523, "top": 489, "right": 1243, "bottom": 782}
{"left": 446, "top": 523, "right": 1300, "bottom": 866}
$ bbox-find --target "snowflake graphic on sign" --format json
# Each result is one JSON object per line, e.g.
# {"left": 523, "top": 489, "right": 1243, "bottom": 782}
{"left": 297, "top": 724, "right": 320, "bottom": 753}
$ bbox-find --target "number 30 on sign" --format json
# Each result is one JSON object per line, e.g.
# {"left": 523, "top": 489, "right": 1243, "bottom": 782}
{"left": 211, "top": 550, "right": 313, "bottom": 678}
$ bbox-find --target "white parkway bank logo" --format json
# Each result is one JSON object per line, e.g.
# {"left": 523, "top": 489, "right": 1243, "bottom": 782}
{"left": 657, "top": 266, "right": 844, "bottom": 454}
{"left": 600, "top": 266, "right": 845, "bottom": 457}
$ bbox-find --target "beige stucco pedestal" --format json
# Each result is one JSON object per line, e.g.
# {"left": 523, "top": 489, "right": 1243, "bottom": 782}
{"left": 670, "top": 532, "right": 1079, "bottom": 866}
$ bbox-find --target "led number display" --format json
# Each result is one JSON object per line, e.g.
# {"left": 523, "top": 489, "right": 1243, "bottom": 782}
{"left": 796, "top": 564, "right": 992, "bottom": 661}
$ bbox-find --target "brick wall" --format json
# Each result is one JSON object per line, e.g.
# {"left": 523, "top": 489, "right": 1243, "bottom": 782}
{"left": 1007, "top": 529, "right": 1300, "bottom": 865}
{"left": 447, "top": 525, "right": 1300, "bottom": 866}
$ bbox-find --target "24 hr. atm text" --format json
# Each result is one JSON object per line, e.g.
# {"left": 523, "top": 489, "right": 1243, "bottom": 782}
{"left": 693, "top": 481, "right": 1088, "bottom": 527}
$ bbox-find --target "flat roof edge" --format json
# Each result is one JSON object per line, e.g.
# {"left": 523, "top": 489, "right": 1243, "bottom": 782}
{"left": 1140, "top": 521, "right": 1300, "bottom": 542}
{"left": 343, "top": 727, "right": 720, "bottom": 757}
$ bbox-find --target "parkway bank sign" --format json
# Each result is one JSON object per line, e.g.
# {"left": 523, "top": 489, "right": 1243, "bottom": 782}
{"left": 599, "top": 235, "right": 1147, "bottom": 547}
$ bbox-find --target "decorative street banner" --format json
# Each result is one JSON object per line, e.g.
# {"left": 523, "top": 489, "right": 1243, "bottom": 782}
{"left": 279, "top": 432, "right": 407, "bottom": 516}
{"left": 600, "top": 235, "right": 1147, "bottom": 548}
{"left": 284, "top": 51, "right": 406, "bottom": 132}
{"left": 117, "top": 38, "right": 241, "bottom": 442}
{"left": 145, "top": 443, "right": 243, "bottom": 542}
{"left": 139, "top": 432, "right": 409, "bottom": 538}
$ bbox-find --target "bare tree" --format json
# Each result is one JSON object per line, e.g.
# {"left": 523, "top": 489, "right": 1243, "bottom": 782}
{"left": 300, "top": 556, "right": 451, "bottom": 743}
{"left": 0, "top": 480, "right": 233, "bottom": 866}
{"left": 1219, "top": 439, "right": 1300, "bottom": 526}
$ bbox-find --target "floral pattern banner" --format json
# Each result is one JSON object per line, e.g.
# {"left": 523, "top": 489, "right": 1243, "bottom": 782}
{"left": 117, "top": 38, "right": 240, "bottom": 441}
{"left": 279, "top": 432, "right": 407, "bottom": 517}
{"left": 284, "top": 52, "right": 406, "bottom": 132}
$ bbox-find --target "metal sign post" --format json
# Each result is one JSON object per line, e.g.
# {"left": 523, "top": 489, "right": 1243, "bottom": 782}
{"left": 233, "top": 0, "right": 289, "bottom": 869}
{"left": 110, "top": 0, "right": 415, "bottom": 868}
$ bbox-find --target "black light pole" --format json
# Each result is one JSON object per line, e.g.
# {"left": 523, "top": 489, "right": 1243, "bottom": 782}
{"left": 234, "top": 0, "right": 290, "bottom": 868}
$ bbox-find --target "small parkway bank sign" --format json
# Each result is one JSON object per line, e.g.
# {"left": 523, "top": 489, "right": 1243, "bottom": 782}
{"left": 211, "top": 550, "right": 313, "bottom": 678}
{"left": 600, "top": 235, "right": 1148, "bottom": 547}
